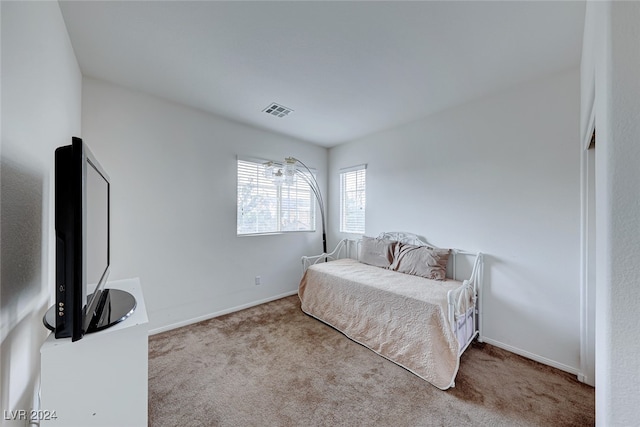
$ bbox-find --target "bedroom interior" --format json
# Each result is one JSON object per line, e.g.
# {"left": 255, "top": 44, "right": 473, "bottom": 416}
{"left": 1, "top": 1, "right": 638, "bottom": 426}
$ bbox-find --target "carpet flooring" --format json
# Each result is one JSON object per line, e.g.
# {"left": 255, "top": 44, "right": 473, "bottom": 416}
{"left": 148, "top": 295, "right": 594, "bottom": 426}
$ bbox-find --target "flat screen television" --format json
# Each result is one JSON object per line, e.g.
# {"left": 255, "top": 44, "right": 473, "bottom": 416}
{"left": 45, "top": 137, "right": 135, "bottom": 342}
{"left": 54, "top": 137, "right": 111, "bottom": 341}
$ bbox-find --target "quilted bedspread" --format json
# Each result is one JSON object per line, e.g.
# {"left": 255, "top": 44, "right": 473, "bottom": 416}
{"left": 298, "top": 258, "right": 462, "bottom": 389}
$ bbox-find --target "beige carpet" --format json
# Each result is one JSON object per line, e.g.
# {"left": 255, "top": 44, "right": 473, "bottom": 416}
{"left": 148, "top": 296, "right": 594, "bottom": 426}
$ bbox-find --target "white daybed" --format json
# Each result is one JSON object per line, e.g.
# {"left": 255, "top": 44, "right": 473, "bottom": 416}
{"left": 298, "top": 232, "right": 483, "bottom": 390}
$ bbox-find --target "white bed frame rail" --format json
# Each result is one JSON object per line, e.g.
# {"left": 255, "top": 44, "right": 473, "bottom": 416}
{"left": 301, "top": 232, "right": 484, "bottom": 356}
{"left": 301, "top": 238, "right": 350, "bottom": 271}
{"left": 448, "top": 250, "right": 483, "bottom": 355}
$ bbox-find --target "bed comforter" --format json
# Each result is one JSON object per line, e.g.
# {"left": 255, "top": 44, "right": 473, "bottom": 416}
{"left": 298, "top": 258, "right": 462, "bottom": 389}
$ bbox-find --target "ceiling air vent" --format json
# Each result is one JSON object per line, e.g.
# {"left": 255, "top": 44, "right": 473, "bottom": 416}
{"left": 262, "top": 102, "right": 293, "bottom": 118}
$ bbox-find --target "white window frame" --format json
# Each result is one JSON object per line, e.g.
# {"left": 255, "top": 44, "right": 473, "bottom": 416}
{"left": 339, "top": 164, "right": 366, "bottom": 234}
{"left": 237, "top": 157, "right": 316, "bottom": 235}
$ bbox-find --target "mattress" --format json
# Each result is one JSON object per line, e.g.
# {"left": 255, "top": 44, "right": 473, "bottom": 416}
{"left": 298, "top": 258, "right": 462, "bottom": 389}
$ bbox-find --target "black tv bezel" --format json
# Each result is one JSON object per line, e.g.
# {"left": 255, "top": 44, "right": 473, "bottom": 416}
{"left": 55, "top": 137, "right": 111, "bottom": 341}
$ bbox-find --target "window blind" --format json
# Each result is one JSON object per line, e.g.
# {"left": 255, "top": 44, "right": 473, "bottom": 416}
{"left": 237, "top": 158, "right": 315, "bottom": 235}
{"left": 340, "top": 165, "right": 366, "bottom": 234}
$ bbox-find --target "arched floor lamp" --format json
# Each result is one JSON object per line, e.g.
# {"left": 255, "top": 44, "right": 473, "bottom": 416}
{"left": 264, "top": 157, "right": 327, "bottom": 254}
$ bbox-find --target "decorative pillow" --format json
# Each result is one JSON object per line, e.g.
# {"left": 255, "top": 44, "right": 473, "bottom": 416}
{"left": 390, "top": 242, "right": 450, "bottom": 280}
{"left": 359, "top": 236, "right": 396, "bottom": 268}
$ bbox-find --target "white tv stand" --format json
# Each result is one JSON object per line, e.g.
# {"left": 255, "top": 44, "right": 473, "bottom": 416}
{"left": 40, "top": 278, "right": 148, "bottom": 427}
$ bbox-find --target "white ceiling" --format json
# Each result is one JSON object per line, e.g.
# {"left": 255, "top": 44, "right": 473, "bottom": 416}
{"left": 59, "top": 1, "right": 586, "bottom": 147}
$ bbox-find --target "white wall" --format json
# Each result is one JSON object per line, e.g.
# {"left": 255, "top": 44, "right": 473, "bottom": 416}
{"left": 81, "top": 78, "right": 327, "bottom": 333}
{"left": 329, "top": 68, "right": 581, "bottom": 374}
{"left": 587, "top": 2, "right": 640, "bottom": 425}
{"left": 0, "top": 2, "right": 81, "bottom": 424}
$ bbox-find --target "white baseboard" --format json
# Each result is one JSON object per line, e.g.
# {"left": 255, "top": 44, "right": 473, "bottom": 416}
{"left": 577, "top": 372, "right": 595, "bottom": 386}
{"left": 480, "top": 336, "right": 580, "bottom": 377}
{"left": 148, "top": 290, "right": 299, "bottom": 335}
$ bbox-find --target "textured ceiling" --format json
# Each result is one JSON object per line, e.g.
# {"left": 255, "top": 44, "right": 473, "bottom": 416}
{"left": 59, "top": 1, "right": 585, "bottom": 147}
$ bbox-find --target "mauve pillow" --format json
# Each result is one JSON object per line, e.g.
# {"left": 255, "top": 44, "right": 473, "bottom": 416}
{"left": 359, "top": 236, "right": 396, "bottom": 268}
{"left": 390, "top": 243, "right": 450, "bottom": 280}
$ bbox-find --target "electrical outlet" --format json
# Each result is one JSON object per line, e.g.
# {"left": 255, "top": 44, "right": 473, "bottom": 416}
{"left": 255, "top": 276, "right": 261, "bottom": 286}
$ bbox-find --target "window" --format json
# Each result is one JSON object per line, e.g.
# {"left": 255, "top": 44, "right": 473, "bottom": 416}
{"left": 340, "top": 165, "right": 366, "bottom": 234}
{"left": 237, "top": 158, "right": 315, "bottom": 235}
